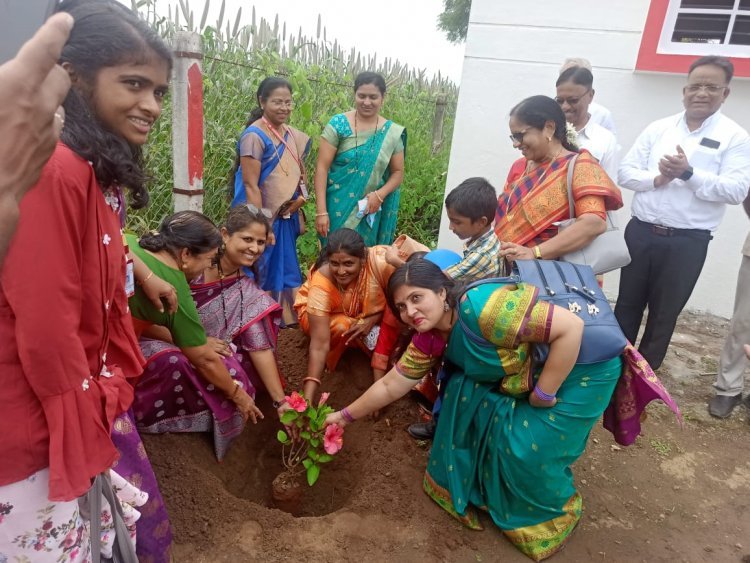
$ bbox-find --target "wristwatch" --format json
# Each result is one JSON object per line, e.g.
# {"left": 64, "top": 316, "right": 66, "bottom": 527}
{"left": 679, "top": 166, "right": 694, "bottom": 181}
{"left": 273, "top": 398, "right": 288, "bottom": 409}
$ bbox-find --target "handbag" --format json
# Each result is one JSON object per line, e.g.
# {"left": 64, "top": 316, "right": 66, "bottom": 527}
{"left": 85, "top": 472, "right": 139, "bottom": 563}
{"left": 556, "top": 153, "right": 631, "bottom": 274}
{"left": 513, "top": 259, "right": 627, "bottom": 364}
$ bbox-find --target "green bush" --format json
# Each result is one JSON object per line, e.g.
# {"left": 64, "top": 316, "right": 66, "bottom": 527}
{"left": 128, "top": 4, "right": 456, "bottom": 269}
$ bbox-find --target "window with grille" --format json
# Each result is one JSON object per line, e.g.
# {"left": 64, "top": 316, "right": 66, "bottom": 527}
{"left": 660, "top": 0, "right": 750, "bottom": 55}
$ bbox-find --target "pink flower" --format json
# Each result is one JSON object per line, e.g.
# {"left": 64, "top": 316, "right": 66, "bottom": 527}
{"left": 323, "top": 423, "right": 344, "bottom": 455}
{"left": 286, "top": 391, "right": 307, "bottom": 413}
{"left": 318, "top": 392, "right": 330, "bottom": 407}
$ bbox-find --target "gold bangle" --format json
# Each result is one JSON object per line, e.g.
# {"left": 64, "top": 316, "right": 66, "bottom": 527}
{"left": 303, "top": 376, "right": 322, "bottom": 385}
{"left": 374, "top": 191, "right": 384, "bottom": 203}
{"left": 316, "top": 212, "right": 329, "bottom": 217}
{"left": 533, "top": 245, "right": 543, "bottom": 259}
{"left": 137, "top": 270, "right": 154, "bottom": 287}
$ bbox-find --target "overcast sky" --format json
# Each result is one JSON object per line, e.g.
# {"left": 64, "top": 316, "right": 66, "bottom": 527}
{"left": 128, "top": 0, "right": 465, "bottom": 82}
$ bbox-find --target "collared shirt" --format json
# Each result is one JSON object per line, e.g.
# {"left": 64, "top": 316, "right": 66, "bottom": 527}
{"left": 618, "top": 111, "right": 750, "bottom": 231}
{"left": 444, "top": 228, "right": 504, "bottom": 281}
{"left": 577, "top": 120, "right": 619, "bottom": 182}
{"left": 589, "top": 101, "right": 617, "bottom": 137}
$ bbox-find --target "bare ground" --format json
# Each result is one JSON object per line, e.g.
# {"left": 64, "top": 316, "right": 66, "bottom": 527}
{"left": 143, "top": 310, "right": 750, "bottom": 562}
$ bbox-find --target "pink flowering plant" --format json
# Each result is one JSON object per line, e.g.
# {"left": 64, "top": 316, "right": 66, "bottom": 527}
{"left": 276, "top": 391, "right": 344, "bottom": 486}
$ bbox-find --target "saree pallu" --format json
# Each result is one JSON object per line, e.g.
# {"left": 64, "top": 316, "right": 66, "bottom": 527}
{"left": 231, "top": 122, "right": 311, "bottom": 324}
{"left": 111, "top": 410, "right": 173, "bottom": 563}
{"left": 419, "top": 282, "right": 621, "bottom": 561}
{"left": 322, "top": 113, "right": 406, "bottom": 246}
{"left": 295, "top": 245, "right": 397, "bottom": 371}
{"left": 133, "top": 276, "right": 281, "bottom": 461}
{"left": 495, "top": 150, "right": 622, "bottom": 247}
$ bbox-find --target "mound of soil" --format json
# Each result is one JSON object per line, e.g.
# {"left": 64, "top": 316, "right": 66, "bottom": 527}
{"left": 143, "top": 315, "right": 750, "bottom": 562}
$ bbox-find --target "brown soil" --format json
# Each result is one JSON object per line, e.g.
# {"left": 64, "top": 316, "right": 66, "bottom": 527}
{"left": 143, "top": 313, "right": 750, "bottom": 562}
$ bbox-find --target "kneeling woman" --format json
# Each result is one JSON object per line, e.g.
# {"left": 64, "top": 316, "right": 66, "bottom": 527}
{"left": 128, "top": 211, "right": 266, "bottom": 460}
{"left": 326, "top": 260, "right": 666, "bottom": 561}
{"left": 294, "top": 228, "right": 400, "bottom": 399}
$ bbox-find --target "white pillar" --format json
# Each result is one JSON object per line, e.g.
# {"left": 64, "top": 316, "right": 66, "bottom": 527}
{"left": 171, "top": 31, "right": 204, "bottom": 212}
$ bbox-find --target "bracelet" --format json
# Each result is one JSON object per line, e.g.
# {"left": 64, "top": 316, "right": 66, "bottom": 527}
{"left": 340, "top": 407, "right": 356, "bottom": 423}
{"left": 303, "top": 376, "right": 322, "bottom": 385}
{"left": 533, "top": 245, "right": 543, "bottom": 260}
{"left": 374, "top": 190, "right": 384, "bottom": 204}
{"left": 230, "top": 379, "right": 242, "bottom": 400}
{"left": 137, "top": 271, "right": 154, "bottom": 287}
{"left": 533, "top": 384, "right": 556, "bottom": 402}
{"left": 316, "top": 212, "right": 329, "bottom": 217}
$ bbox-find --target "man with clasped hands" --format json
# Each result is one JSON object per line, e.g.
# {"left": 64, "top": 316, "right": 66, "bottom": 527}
{"left": 615, "top": 55, "right": 750, "bottom": 374}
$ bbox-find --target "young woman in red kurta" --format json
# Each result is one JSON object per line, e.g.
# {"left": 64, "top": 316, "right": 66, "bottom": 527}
{"left": 0, "top": 1, "right": 173, "bottom": 561}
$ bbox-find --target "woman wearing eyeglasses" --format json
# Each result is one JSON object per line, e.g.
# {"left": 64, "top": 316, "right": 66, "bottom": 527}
{"left": 230, "top": 77, "right": 312, "bottom": 325}
{"left": 555, "top": 66, "right": 618, "bottom": 181}
{"left": 496, "top": 95, "right": 623, "bottom": 264}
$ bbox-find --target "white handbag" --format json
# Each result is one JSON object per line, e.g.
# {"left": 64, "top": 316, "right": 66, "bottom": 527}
{"left": 557, "top": 154, "right": 631, "bottom": 274}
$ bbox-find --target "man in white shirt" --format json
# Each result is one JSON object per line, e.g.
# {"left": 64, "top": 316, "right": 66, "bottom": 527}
{"left": 615, "top": 55, "right": 750, "bottom": 372}
{"left": 555, "top": 65, "right": 618, "bottom": 180}
{"left": 560, "top": 58, "right": 617, "bottom": 137}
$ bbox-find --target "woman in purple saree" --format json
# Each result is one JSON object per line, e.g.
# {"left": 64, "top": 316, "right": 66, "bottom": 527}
{"left": 132, "top": 207, "right": 290, "bottom": 461}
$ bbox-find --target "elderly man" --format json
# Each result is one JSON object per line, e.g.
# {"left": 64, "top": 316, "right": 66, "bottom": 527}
{"left": 709, "top": 194, "right": 750, "bottom": 418}
{"left": 560, "top": 57, "right": 617, "bottom": 136}
{"left": 616, "top": 55, "right": 750, "bottom": 372}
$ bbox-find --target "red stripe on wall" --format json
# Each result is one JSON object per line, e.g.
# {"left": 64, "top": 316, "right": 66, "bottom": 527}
{"left": 187, "top": 62, "right": 204, "bottom": 183}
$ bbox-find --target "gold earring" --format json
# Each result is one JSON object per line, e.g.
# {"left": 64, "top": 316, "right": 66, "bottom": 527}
{"left": 443, "top": 301, "right": 450, "bottom": 312}
{"left": 547, "top": 136, "right": 552, "bottom": 142}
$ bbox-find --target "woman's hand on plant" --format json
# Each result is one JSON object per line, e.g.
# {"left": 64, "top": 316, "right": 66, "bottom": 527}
{"left": 140, "top": 272, "right": 178, "bottom": 314}
{"left": 366, "top": 192, "right": 382, "bottom": 214}
{"left": 315, "top": 213, "right": 330, "bottom": 237}
{"left": 528, "top": 391, "right": 557, "bottom": 408}
{"left": 234, "top": 389, "right": 264, "bottom": 423}
{"left": 276, "top": 402, "right": 300, "bottom": 440}
{"left": 499, "top": 242, "right": 534, "bottom": 263}
{"left": 324, "top": 411, "right": 347, "bottom": 428}
{"left": 207, "top": 336, "right": 232, "bottom": 358}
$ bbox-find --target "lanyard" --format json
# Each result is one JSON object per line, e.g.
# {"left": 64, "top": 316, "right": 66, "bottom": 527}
{"left": 261, "top": 117, "right": 305, "bottom": 175}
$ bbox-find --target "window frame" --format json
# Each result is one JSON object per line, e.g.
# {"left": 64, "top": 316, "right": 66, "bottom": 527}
{"left": 636, "top": 0, "right": 750, "bottom": 77}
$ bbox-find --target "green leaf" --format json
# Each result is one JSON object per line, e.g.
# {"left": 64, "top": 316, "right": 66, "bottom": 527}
{"left": 308, "top": 449, "right": 320, "bottom": 461}
{"left": 276, "top": 430, "right": 289, "bottom": 444}
{"left": 300, "top": 431, "right": 311, "bottom": 440}
{"left": 299, "top": 101, "right": 313, "bottom": 120}
{"left": 306, "top": 463, "right": 320, "bottom": 486}
{"left": 318, "top": 453, "right": 333, "bottom": 463}
{"left": 302, "top": 458, "right": 312, "bottom": 470}
{"left": 310, "top": 438, "right": 320, "bottom": 448}
{"left": 280, "top": 410, "right": 298, "bottom": 424}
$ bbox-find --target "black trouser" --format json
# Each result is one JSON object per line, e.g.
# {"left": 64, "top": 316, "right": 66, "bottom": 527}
{"left": 614, "top": 218, "right": 712, "bottom": 370}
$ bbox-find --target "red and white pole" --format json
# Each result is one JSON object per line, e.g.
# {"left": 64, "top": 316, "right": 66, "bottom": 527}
{"left": 171, "top": 31, "right": 204, "bottom": 212}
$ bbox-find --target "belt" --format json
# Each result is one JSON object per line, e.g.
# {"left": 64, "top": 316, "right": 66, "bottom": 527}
{"left": 633, "top": 217, "right": 711, "bottom": 238}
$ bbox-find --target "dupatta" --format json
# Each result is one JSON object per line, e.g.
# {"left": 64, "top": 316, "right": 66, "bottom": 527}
{"left": 495, "top": 150, "right": 622, "bottom": 247}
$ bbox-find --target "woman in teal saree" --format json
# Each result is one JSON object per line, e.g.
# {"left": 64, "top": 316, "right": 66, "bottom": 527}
{"left": 325, "top": 258, "right": 678, "bottom": 561}
{"left": 314, "top": 72, "right": 406, "bottom": 246}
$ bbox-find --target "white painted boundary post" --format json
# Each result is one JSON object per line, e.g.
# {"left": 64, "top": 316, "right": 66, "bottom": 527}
{"left": 171, "top": 31, "right": 204, "bottom": 212}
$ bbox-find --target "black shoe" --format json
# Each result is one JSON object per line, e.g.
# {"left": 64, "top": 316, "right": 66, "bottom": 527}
{"left": 708, "top": 394, "right": 742, "bottom": 418}
{"left": 407, "top": 420, "right": 436, "bottom": 440}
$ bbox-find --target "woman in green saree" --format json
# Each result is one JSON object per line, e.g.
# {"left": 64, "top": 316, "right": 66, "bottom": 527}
{"left": 324, "top": 258, "right": 661, "bottom": 561}
{"left": 314, "top": 72, "right": 406, "bottom": 246}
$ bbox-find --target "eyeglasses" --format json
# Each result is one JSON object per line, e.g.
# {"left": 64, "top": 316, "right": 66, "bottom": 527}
{"left": 509, "top": 127, "right": 532, "bottom": 144}
{"left": 246, "top": 204, "right": 272, "bottom": 219}
{"left": 554, "top": 89, "right": 592, "bottom": 106}
{"left": 684, "top": 83, "right": 727, "bottom": 95}
{"left": 267, "top": 98, "right": 294, "bottom": 108}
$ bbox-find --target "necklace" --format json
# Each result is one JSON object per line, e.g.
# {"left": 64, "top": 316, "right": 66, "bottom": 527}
{"left": 217, "top": 259, "right": 243, "bottom": 343}
{"left": 353, "top": 111, "right": 383, "bottom": 169}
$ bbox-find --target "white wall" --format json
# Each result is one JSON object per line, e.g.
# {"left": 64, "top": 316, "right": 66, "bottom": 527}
{"left": 440, "top": 0, "right": 750, "bottom": 318}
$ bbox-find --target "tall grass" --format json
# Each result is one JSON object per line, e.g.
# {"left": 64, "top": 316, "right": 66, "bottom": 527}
{"left": 128, "top": 0, "right": 457, "bottom": 267}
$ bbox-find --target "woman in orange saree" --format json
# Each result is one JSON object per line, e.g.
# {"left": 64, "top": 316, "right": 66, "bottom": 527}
{"left": 294, "top": 228, "right": 399, "bottom": 400}
{"left": 495, "top": 95, "right": 622, "bottom": 264}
